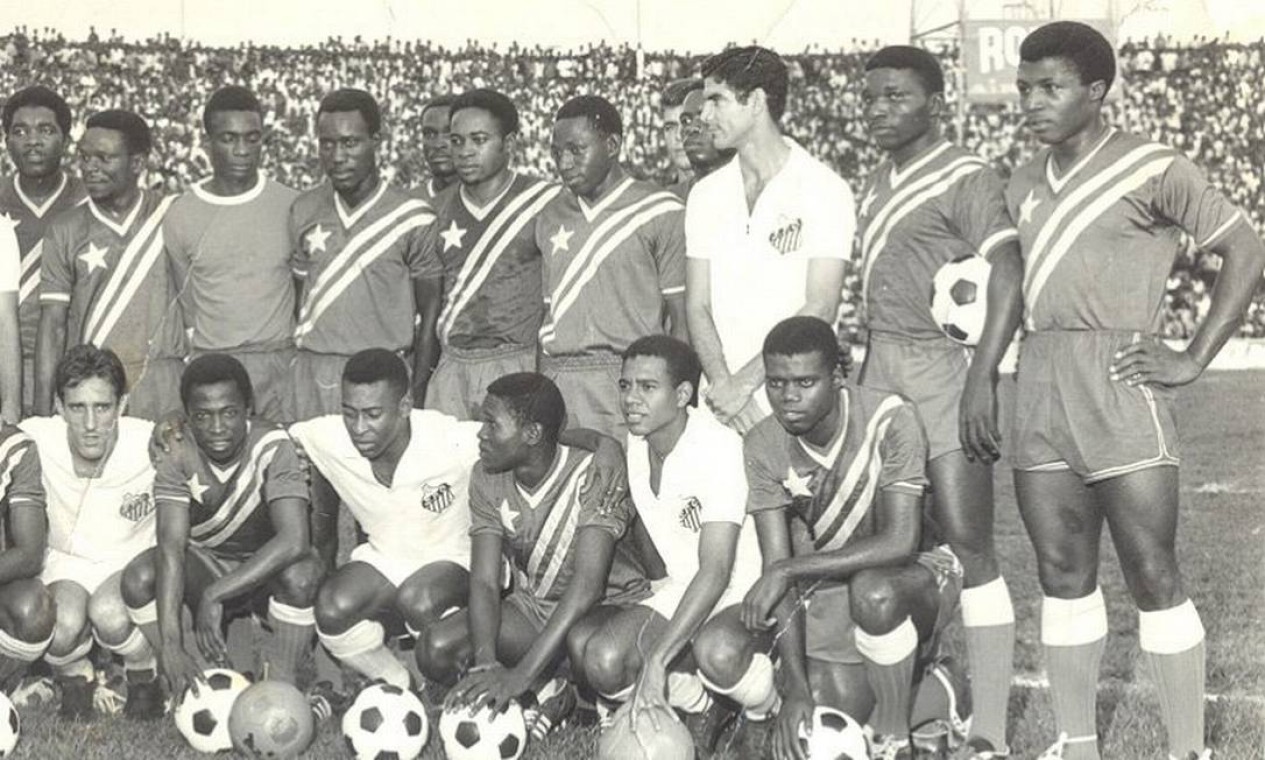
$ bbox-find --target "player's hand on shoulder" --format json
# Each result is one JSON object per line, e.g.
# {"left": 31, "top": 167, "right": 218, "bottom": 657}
{"left": 705, "top": 375, "right": 754, "bottom": 424}
{"left": 1110, "top": 339, "right": 1202, "bottom": 388}
{"left": 959, "top": 369, "right": 1001, "bottom": 463}
{"left": 149, "top": 408, "right": 189, "bottom": 463}
{"left": 581, "top": 438, "right": 629, "bottom": 515}
{"left": 774, "top": 691, "right": 813, "bottom": 760}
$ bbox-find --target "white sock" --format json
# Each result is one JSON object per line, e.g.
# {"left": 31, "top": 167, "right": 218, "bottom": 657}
{"left": 319, "top": 620, "right": 410, "bottom": 689}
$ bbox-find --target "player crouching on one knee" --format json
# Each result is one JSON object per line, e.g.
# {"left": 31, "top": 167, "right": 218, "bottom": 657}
{"left": 720, "top": 317, "right": 964, "bottom": 760}
{"left": 121, "top": 354, "right": 323, "bottom": 702}
{"left": 414, "top": 372, "right": 650, "bottom": 738}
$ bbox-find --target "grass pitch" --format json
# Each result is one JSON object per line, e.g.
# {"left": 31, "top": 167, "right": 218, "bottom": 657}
{"left": 14, "top": 370, "right": 1265, "bottom": 758}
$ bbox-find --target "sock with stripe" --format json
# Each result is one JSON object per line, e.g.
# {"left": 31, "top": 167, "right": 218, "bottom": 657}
{"left": 46, "top": 637, "right": 95, "bottom": 681}
{"left": 1042, "top": 589, "right": 1107, "bottom": 760}
{"left": 961, "top": 576, "right": 1015, "bottom": 749}
{"left": 267, "top": 598, "right": 316, "bottom": 685}
{"left": 1139, "top": 599, "right": 1207, "bottom": 759}
{"left": 98, "top": 627, "right": 158, "bottom": 674}
{"left": 0, "top": 628, "right": 53, "bottom": 686}
{"left": 126, "top": 600, "right": 162, "bottom": 659}
{"left": 319, "top": 620, "right": 410, "bottom": 689}
{"left": 856, "top": 616, "right": 918, "bottom": 738}
{"left": 699, "top": 651, "right": 779, "bottom": 720}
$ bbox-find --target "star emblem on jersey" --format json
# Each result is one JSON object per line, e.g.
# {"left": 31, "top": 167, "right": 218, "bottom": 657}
{"left": 305, "top": 224, "right": 331, "bottom": 254}
{"left": 678, "top": 497, "right": 702, "bottom": 533}
{"left": 440, "top": 220, "right": 467, "bottom": 251}
{"left": 1019, "top": 190, "right": 1041, "bottom": 226}
{"left": 78, "top": 242, "right": 109, "bottom": 274}
{"left": 549, "top": 224, "right": 573, "bottom": 254}
{"left": 782, "top": 467, "right": 814, "bottom": 498}
{"left": 499, "top": 499, "right": 520, "bottom": 535}
{"left": 187, "top": 474, "right": 210, "bottom": 503}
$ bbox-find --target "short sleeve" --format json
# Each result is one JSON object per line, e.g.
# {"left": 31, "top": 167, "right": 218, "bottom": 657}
{"left": 743, "top": 423, "right": 791, "bottom": 514}
{"left": 404, "top": 202, "right": 441, "bottom": 280}
{"left": 697, "top": 429, "right": 748, "bottom": 525}
{"left": 877, "top": 403, "right": 929, "bottom": 495}
{"left": 38, "top": 222, "right": 73, "bottom": 304}
{"left": 1153, "top": 154, "right": 1248, "bottom": 250}
{"left": 152, "top": 440, "right": 193, "bottom": 508}
{"left": 468, "top": 468, "right": 504, "bottom": 537}
{"left": 4, "top": 438, "right": 45, "bottom": 510}
{"left": 949, "top": 166, "right": 1019, "bottom": 261}
{"left": 652, "top": 204, "right": 687, "bottom": 297}
{"left": 804, "top": 167, "right": 855, "bottom": 261}
{"left": 262, "top": 437, "right": 309, "bottom": 505}
{"left": 287, "top": 202, "right": 310, "bottom": 280}
{"left": 0, "top": 222, "right": 18, "bottom": 293}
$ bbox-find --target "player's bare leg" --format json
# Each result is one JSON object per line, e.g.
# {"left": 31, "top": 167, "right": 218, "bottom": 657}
{"left": 929, "top": 450, "right": 1014, "bottom": 755}
{"left": 693, "top": 606, "right": 777, "bottom": 719}
{"left": 45, "top": 581, "right": 95, "bottom": 718}
{"left": 415, "top": 602, "right": 539, "bottom": 687}
{"left": 1098, "top": 466, "right": 1205, "bottom": 759}
{"left": 1016, "top": 469, "right": 1104, "bottom": 760}
{"left": 315, "top": 562, "right": 407, "bottom": 688}
{"left": 810, "top": 660, "right": 876, "bottom": 720}
{"left": 394, "top": 560, "right": 469, "bottom": 641}
{"left": 267, "top": 555, "right": 324, "bottom": 685}
{"left": 579, "top": 605, "right": 684, "bottom": 708}
{"left": 0, "top": 580, "right": 55, "bottom": 688}
{"left": 90, "top": 572, "right": 161, "bottom": 718}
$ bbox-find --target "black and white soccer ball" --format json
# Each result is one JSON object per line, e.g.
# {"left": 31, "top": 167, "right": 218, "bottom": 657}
{"left": 341, "top": 682, "right": 429, "bottom": 760}
{"left": 930, "top": 255, "right": 991, "bottom": 345}
{"left": 0, "top": 691, "right": 19, "bottom": 756}
{"left": 173, "top": 668, "right": 251, "bottom": 753}
{"left": 439, "top": 701, "right": 527, "bottom": 760}
{"left": 798, "top": 706, "right": 869, "bottom": 760}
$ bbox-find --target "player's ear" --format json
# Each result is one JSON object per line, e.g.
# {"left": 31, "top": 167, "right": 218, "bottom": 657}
{"left": 927, "top": 91, "right": 946, "bottom": 118}
{"left": 675, "top": 380, "right": 694, "bottom": 409}
{"left": 522, "top": 421, "right": 543, "bottom": 446}
{"left": 1088, "top": 79, "right": 1108, "bottom": 105}
{"left": 53, "top": 394, "right": 64, "bottom": 417}
{"left": 607, "top": 132, "right": 623, "bottom": 158}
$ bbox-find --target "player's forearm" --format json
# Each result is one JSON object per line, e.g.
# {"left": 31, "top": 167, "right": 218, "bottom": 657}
{"left": 513, "top": 582, "right": 603, "bottom": 685}
{"left": 685, "top": 300, "right": 730, "bottom": 383}
{"left": 776, "top": 530, "right": 918, "bottom": 585}
{"left": 203, "top": 537, "right": 306, "bottom": 607}
{"left": 411, "top": 303, "right": 442, "bottom": 403}
{"left": 467, "top": 576, "right": 502, "bottom": 668}
{"left": 970, "top": 244, "right": 1024, "bottom": 377}
{"left": 1186, "top": 227, "right": 1265, "bottom": 369}
{"left": 646, "top": 567, "right": 729, "bottom": 669}
{"left": 0, "top": 297, "right": 19, "bottom": 424}
{"left": 0, "top": 512, "right": 45, "bottom": 586}
{"left": 157, "top": 542, "right": 189, "bottom": 646}
{"left": 771, "top": 591, "right": 812, "bottom": 700}
{"left": 33, "top": 308, "right": 66, "bottom": 416}
{"left": 308, "top": 470, "right": 341, "bottom": 568}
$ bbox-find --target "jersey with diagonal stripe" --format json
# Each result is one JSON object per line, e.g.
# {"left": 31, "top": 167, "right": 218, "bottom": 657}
{"left": 428, "top": 174, "right": 560, "bottom": 349}
{"left": 0, "top": 173, "right": 87, "bottom": 356}
{"left": 152, "top": 421, "right": 306, "bottom": 560}
{"left": 0, "top": 425, "right": 45, "bottom": 516}
{"left": 469, "top": 444, "right": 648, "bottom": 604}
{"left": 744, "top": 386, "right": 927, "bottom": 553}
{"left": 856, "top": 140, "right": 1018, "bottom": 338}
{"left": 289, "top": 182, "right": 438, "bottom": 355}
{"left": 1006, "top": 129, "right": 1247, "bottom": 333}
{"left": 535, "top": 177, "right": 685, "bottom": 356}
{"left": 38, "top": 190, "right": 187, "bottom": 370}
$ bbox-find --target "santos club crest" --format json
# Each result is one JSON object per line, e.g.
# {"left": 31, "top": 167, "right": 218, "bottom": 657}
{"left": 421, "top": 482, "right": 455, "bottom": 513}
{"left": 678, "top": 496, "right": 702, "bottom": 533}
{"left": 119, "top": 492, "right": 155, "bottom": 522}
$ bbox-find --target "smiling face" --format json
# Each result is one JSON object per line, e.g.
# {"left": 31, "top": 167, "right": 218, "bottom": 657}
{"left": 186, "top": 380, "right": 250, "bottom": 465}
{"left": 449, "top": 107, "right": 514, "bottom": 187}
{"left": 340, "top": 379, "right": 410, "bottom": 461}
{"left": 206, "top": 110, "right": 264, "bottom": 186}
{"left": 316, "top": 110, "right": 378, "bottom": 194}
{"left": 764, "top": 351, "right": 843, "bottom": 440}
{"left": 550, "top": 115, "right": 617, "bottom": 199}
{"left": 77, "top": 127, "right": 142, "bottom": 203}
{"left": 57, "top": 376, "right": 122, "bottom": 465}
{"left": 1016, "top": 56, "right": 1104, "bottom": 147}
{"left": 7, "top": 105, "right": 66, "bottom": 180}
{"left": 861, "top": 67, "right": 940, "bottom": 156}
{"left": 619, "top": 355, "right": 690, "bottom": 439}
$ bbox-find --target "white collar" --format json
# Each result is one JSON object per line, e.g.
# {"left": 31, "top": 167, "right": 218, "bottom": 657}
{"left": 334, "top": 178, "right": 388, "bottom": 228}
{"left": 191, "top": 172, "right": 267, "bottom": 206}
{"left": 795, "top": 388, "right": 850, "bottom": 469}
{"left": 515, "top": 445, "right": 570, "bottom": 509}
{"left": 460, "top": 172, "right": 517, "bottom": 222}
{"left": 888, "top": 140, "right": 952, "bottom": 189}
{"left": 14, "top": 171, "right": 68, "bottom": 218}
{"left": 87, "top": 190, "right": 145, "bottom": 237}
{"left": 1046, "top": 127, "right": 1116, "bottom": 194}
{"left": 576, "top": 176, "right": 634, "bottom": 222}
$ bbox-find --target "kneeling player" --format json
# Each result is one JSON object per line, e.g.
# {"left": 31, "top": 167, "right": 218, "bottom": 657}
{"left": 20, "top": 345, "right": 160, "bottom": 719}
{"left": 571, "top": 336, "right": 762, "bottom": 750}
{"left": 121, "top": 354, "right": 322, "bottom": 698}
{"left": 720, "top": 317, "right": 962, "bottom": 760}
{"left": 417, "top": 373, "right": 650, "bottom": 737}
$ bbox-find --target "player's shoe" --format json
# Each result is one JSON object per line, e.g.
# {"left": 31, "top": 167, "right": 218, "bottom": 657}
{"left": 1036, "top": 732, "right": 1097, "bottom": 759}
{"left": 682, "top": 699, "right": 737, "bottom": 757}
{"left": 949, "top": 736, "right": 1012, "bottom": 759}
{"left": 307, "top": 680, "right": 351, "bottom": 723}
{"left": 523, "top": 677, "right": 577, "bottom": 740}
{"left": 57, "top": 675, "right": 96, "bottom": 721}
{"left": 870, "top": 733, "right": 913, "bottom": 760}
{"left": 122, "top": 670, "right": 165, "bottom": 720}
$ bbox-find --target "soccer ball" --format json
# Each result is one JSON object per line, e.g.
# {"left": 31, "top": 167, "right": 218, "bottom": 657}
{"left": 439, "top": 702, "right": 528, "bottom": 760}
{"left": 173, "top": 668, "right": 252, "bottom": 753}
{"left": 597, "top": 703, "right": 693, "bottom": 760}
{"left": 341, "top": 682, "right": 429, "bottom": 760}
{"left": 798, "top": 706, "right": 869, "bottom": 760}
{"left": 930, "top": 255, "right": 991, "bottom": 345}
{"left": 0, "top": 691, "right": 19, "bottom": 756}
{"left": 228, "top": 680, "right": 315, "bottom": 758}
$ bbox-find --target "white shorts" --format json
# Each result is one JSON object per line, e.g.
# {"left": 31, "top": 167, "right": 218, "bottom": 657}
{"left": 348, "top": 541, "right": 469, "bottom": 588}
{"left": 642, "top": 573, "right": 754, "bottom": 622}
{"left": 41, "top": 549, "right": 129, "bottom": 595}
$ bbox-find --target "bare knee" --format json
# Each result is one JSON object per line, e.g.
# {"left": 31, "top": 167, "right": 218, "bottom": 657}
{"left": 120, "top": 551, "right": 157, "bottom": 608}
{"left": 315, "top": 581, "right": 362, "bottom": 634}
{"left": 1124, "top": 553, "right": 1184, "bottom": 610}
{"left": 274, "top": 556, "right": 324, "bottom": 608}
{"left": 1035, "top": 553, "right": 1098, "bottom": 598}
{"left": 87, "top": 589, "right": 131, "bottom": 642}
{"left": 50, "top": 603, "right": 88, "bottom": 655}
{"left": 414, "top": 623, "right": 467, "bottom": 685}
{"left": 3, "top": 581, "right": 55, "bottom": 643}
{"left": 693, "top": 622, "right": 753, "bottom": 689}
{"left": 849, "top": 570, "right": 905, "bottom": 633}
{"left": 396, "top": 579, "right": 460, "bottom": 628}
{"left": 583, "top": 634, "right": 633, "bottom": 696}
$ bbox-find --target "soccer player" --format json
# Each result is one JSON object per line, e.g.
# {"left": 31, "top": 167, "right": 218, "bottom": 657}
{"left": 1, "top": 86, "right": 87, "bottom": 419}
{"left": 855, "top": 46, "right": 1022, "bottom": 759}
{"left": 686, "top": 46, "right": 852, "bottom": 435}
{"left": 120, "top": 354, "right": 322, "bottom": 694}
{"left": 424, "top": 88, "right": 560, "bottom": 420}
{"left": 418, "top": 372, "right": 650, "bottom": 738}
{"left": 289, "top": 88, "right": 440, "bottom": 420}
{"left": 34, "top": 110, "right": 185, "bottom": 421}
{"left": 572, "top": 336, "right": 762, "bottom": 752}
{"left": 671, "top": 81, "right": 735, "bottom": 198}
{"left": 536, "top": 95, "right": 688, "bottom": 437}
{"left": 660, "top": 79, "right": 696, "bottom": 193}
{"left": 164, "top": 86, "right": 300, "bottom": 423}
{"left": 1007, "top": 23, "right": 1265, "bottom": 760}
{"left": 21, "top": 345, "right": 160, "bottom": 719}
{"left": 414, "top": 95, "right": 457, "bottom": 204}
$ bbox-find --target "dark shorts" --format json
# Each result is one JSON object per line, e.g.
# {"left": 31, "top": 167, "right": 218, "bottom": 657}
{"left": 424, "top": 344, "right": 534, "bottom": 421}
{"left": 289, "top": 350, "right": 350, "bottom": 422}
{"left": 540, "top": 352, "right": 625, "bottom": 439}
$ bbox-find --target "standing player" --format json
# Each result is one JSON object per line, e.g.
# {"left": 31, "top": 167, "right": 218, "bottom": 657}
{"left": 164, "top": 86, "right": 300, "bottom": 423}
{"left": 21, "top": 345, "right": 160, "bottom": 719}
{"left": 660, "top": 79, "right": 696, "bottom": 194}
{"left": 671, "top": 81, "right": 735, "bottom": 199}
{"left": 418, "top": 372, "right": 649, "bottom": 738}
{"left": 121, "top": 354, "right": 322, "bottom": 693}
{"left": 414, "top": 95, "right": 457, "bottom": 204}
{"left": 1008, "top": 23, "right": 1265, "bottom": 760}
{"left": 289, "top": 88, "right": 440, "bottom": 419}
{"left": 1, "top": 86, "right": 86, "bottom": 418}
{"left": 34, "top": 110, "right": 185, "bottom": 421}
{"left": 686, "top": 46, "right": 852, "bottom": 435}
{"left": 425, "top": 89, "right": 560, "bottom": 420}
{"left": 855, "top": 46, "right": 1022, "bottom": 759}
{"left": 536, "top": 95, "right": 688, "bottom": 437}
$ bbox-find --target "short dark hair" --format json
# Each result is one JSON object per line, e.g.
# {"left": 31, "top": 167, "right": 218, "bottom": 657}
{"left": 85, "top": 110, "right": 151, "bottom": 155}
{"left": 661, "top": 78, "right": 702, "bottom": 108}
{"left": 555, "top": 95, "right": 623, "bottom": 137}
{"left": 55, "top": 344, "right": 127, "bottom": 403}
{"left": 180, "top": 353, "right": 254, "bottom": 412}
{"left": 450, "top": 88, "right": 519, "bottom": 137}
{"left": 1020, "top": 21, "right": 1116, "bottom": 95}
{"left": 700, "top": 46, "right": 789, "bottom": 121}
{"left": 485, "top": 372, "right": 566, "bottom": 445}
{"left": 317, "top": 88, "right": 382, "bottom": 136}
{"left": 623, "top": 335, "right": 702, "bottom": 408}
{"left": 342, "top": 348, "right": 409, "bottom": 400}
{"left": 421, "top": 94, "right": 456, "bottom": 121}
{"left": 202, "top": 85, "right": 263, "bottom": 133}
{"left": 3, "top": 85, "right": 72, "bottom": 136}
{"left": 865, "top": 45, "right": 945, "bottom": 96}
{"left": 762, "top": 317, "right": 842, "bottom": 370}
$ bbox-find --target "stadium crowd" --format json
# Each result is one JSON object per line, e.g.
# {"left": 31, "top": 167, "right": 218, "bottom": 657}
{"left": 0, "top": 26, "right": 1262, "bottom": 337}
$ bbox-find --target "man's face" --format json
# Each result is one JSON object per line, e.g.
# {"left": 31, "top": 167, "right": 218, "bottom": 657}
{"left": 680, "top": 89, "right": 723, "bottom": 168}
{"left": 764, "top": 351, "right": 842, "bottom": 438}
{"left": 420, "top": 105, "right": 453, "bottom": 178}
{"left": 661, "top": 104, "right": 690, "bottom": 173}
{"left": 206, "top": 110, "right": 264, "bottom": 185}
{"left": 861, "top": 67, "right": 939, "bottom": 154}
{"left": 6, "top": 105, "right": 66, "bottom": 180}
{"left": 550, "top": 116, "right": 616, "bottom": 198}
{"left": 477, "top": 394, "right": 531, "bottom": 474}
{"left": 78, "top": 127, "right": 141, "bottom": 203}
{"left": 57, "top": 376, "right": 122, "bottom": 464}
{"left": 186, "top": 380, "right": 250, "bottom": 465}
{"left": 316, "top": 110, "right": 378, "bottom": 193}
{"left": 619, "top": 355, "right": 688, "bottom": 439}
{"left": 450, "top": 107, "right": 513, "bottom": 186}
{"left": 341, "top": 380, "right": 409, "bottom": 461}
{"left": 700, "top": 77, "right": 756, "bottom": 152}
{"left": 1016, "top": 56, "right": 1103, "bottom": 147}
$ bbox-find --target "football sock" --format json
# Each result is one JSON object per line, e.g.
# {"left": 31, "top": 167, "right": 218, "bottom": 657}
{"left": 856, "top": 616, "right": 918, "bottom": 738}
{"left": 319, "top": 619, "right": 410, "bottom": 689}
{"left": 599, "top": 683, "right": 633, "bottom": 704}
{"left": 1042, "top": 589, "right": 1107, "bottom": 760}
{"left": 126, "top": 600, "right": 161, "bottom": 656}
{"left": 666, "top": 671, "right": 712, "bottom": 714}
{"left": 698, "top": 651, "right": 779, "bottom": 720}
{"left": 45, "top": 637, "right": 94, "bottom": 681}
{"left": 0, "top": 628, "right": 52, "bottom": 685}
{"left": 1139, "top": 599, "right": 1207, "bottom": 758}
{"left": 267, "top": 598, "right": 316, "bottom": 685}
{"left": 961, "top": 575, "right": 1015, "bottom": 749}
{"left": 99, "top": 627, "right": 158, "bottom": 674}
